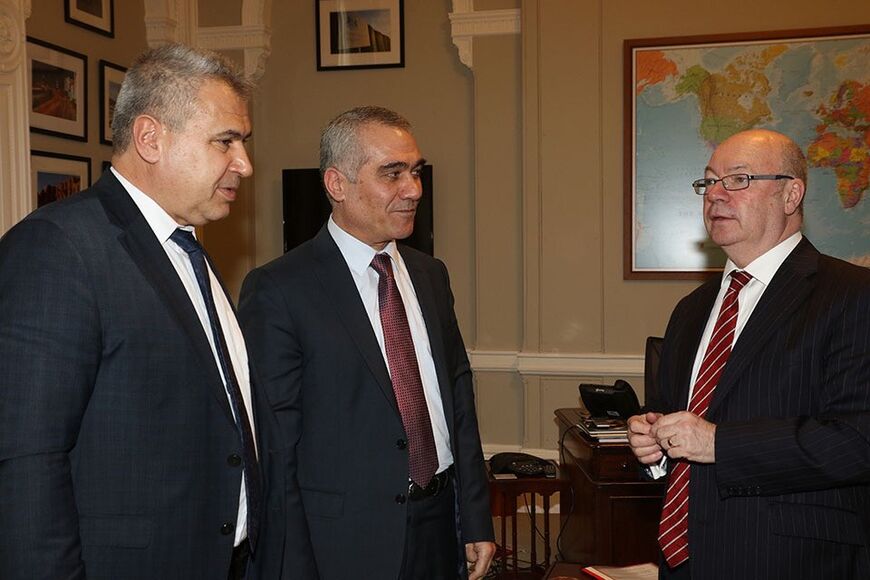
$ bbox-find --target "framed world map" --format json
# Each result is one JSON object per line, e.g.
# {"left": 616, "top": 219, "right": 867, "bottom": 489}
{"left": 624, "top": 25, "right": 870, "bottom": 279}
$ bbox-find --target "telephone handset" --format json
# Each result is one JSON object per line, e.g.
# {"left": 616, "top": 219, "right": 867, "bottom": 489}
{"left": 489, "top": 452, "right": 556, "bottom": 478}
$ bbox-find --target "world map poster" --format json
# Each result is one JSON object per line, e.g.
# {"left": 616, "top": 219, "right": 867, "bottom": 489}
{"left": 626, "top": 27, "right": 870, "bottom": 278}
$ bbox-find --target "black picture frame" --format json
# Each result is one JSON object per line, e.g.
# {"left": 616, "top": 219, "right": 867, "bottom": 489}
{"left": 316, "top": 0, "right": 404, "bottom": 71}
{"left": 99, "top": 60, "right": 127, "bottom": 145}
{"left": 31, "top": 150, "right": 91, "bottom": 208}
{"left": 27, "top": 37, "right": 88, "bottom": 142}
{"left": 65, "top": 0, "right": 115, "bottom": 38}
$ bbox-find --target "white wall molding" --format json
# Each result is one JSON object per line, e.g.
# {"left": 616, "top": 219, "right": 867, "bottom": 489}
{"left": 0, "top": 0, "right": 32, "bottom": 236}
{"left": 196, "top": 23, "right": 271, "bottom": 80}
{"left": 449, "top": 1, "right": 520, "bottom": 69}
{"left": 469, "top": 350, "right": 644, "bottom": 377}
{"left": 144, "top": 0, "right": 272, "bottom": 81}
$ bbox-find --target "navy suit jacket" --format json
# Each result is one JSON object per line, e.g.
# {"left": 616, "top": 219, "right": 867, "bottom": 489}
{"left": 238, "top": 225, "right": 494, "bottom": 580}
{"left": 651, "top": 238, "right": 870, "bottom": 579}
{"left": 0, "top": 172, "right": 285, "bottom": 580}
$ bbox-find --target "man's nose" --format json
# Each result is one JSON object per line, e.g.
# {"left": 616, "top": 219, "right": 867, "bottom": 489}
{"left": 231, "top": 145, "right": 253, "bottom": 177}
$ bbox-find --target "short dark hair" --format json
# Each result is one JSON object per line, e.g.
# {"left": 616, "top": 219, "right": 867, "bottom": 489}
{"left": 112, "top": 43, "right": 253, "bottom": 153}
{"left": 319, "top": 106, "right": 413, "bottom": 181}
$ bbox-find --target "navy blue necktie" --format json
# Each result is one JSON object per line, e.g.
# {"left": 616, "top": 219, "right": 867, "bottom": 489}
{"left": 170, "top": 228, "right": 261, "bottom": 549}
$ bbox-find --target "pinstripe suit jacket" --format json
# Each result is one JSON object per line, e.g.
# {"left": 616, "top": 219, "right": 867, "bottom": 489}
{"left": 651, "top": 238, "right": 870, "bottom": 579}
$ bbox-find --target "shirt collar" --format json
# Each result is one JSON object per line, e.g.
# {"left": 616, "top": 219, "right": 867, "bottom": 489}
{"left": 111, "top": 167, "right": 191, "bottom": 242}
{"left": 327, "top": 215, "right": 398, "bottom": 275}
{"left": 721, "top": 231, "right": 803, "bottom": 288}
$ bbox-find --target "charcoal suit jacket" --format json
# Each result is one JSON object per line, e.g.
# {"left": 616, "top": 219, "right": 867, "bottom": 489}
{"left": 238, "top": 225, "right": 494, "bottom": 580}
{"left": 0, "top": 171, "right": 286, "bottom": 580}
{"left": 651, "top": 238, "right": 870, "bottom": 579}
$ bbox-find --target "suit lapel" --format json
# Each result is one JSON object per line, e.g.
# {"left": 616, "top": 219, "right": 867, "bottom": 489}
{"left": 708, "top": 239, "right": 819, "bottom": 416}
{"left": 96, "top": 172, "right": 234, "bottom": 424}
{"left": 675, "top": 280, "right": 720, "bottom": 411}
{"left": 310, "top": 227, "right": 400, "bottom": 416}
{"left": 401, "top": 247, "right": 455, "bottom": 433}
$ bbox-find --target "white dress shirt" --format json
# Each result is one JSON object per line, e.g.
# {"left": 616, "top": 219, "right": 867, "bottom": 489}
{"left": 327, "top": 216, "right": 455, "bottom": 474}
{"left": 112, "top": 167, "right": 254, "bottom": 546}
{"left": 651, "top": 231, "right": 803, "bottom": 478}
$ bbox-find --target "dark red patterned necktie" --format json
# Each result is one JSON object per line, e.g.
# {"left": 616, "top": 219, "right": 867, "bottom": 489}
{"left": 658, "top": 270, "right": 753, "bottom": 568}
{"left": 371, "top": 253, "right": 438, "bottom": 488}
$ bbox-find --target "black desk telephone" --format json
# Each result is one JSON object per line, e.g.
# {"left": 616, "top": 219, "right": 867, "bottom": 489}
{"left": 490, "top": 452, "right": 556, "bottom": 478}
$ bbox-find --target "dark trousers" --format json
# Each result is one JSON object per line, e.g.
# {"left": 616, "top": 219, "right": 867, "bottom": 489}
{"left": 399, "top": 478, "right": 459, "bottom": 579}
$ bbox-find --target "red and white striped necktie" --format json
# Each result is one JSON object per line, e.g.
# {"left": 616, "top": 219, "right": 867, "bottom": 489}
{"left": 658, "top": 270, "right": 753, "bottom": 568}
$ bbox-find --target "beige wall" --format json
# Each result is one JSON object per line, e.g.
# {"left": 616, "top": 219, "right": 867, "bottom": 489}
{"left": 27, "top": 0, "right": 147, "bottom": 186}
{"left": 469, "top": 0, "right": 870, "bottom": 455}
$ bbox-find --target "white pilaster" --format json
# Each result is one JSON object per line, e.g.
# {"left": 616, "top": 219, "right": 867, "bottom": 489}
{"left": 0, "top": 0, "right": 32, "bottom": 235}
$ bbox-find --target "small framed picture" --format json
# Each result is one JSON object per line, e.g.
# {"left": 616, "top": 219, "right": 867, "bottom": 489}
{"left": 65, "top": 0, "right": 114, "bottom": 38}
{"left": 99, "top": 60, "right": 126, "bottom": 145}
{"left": 27, "top": 37, "right": 88, "bottom": 141}
{"left": 31, "top": 150, "right": 91, "bottom": 208}
{"left": 316, "top": 0, "right": 404, "bottom": 70}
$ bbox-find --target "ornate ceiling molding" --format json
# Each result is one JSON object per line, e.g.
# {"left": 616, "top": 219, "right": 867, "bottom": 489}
{"left": 449, "top": 1, "right": 520, "bottom": 70}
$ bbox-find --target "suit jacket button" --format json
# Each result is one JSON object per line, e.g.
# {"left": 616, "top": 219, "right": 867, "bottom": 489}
{"left": 227, "top": 454, "right": 242, "bottom": 467}
{"left": 221, "top": 522, "right": 235, "bottom": 535}
{"left": 395, "top": 494, "right": 407, "bottom": 504}
{"left": 396, "top": 438, "right": 407, "bottom": 450}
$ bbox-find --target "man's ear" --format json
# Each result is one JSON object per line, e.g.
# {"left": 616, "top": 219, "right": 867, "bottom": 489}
{"left": 131, "top": 115, "right": 164, "bottom": 165}
{"left": 323, "top": 167, "right": 347, "bottom": 203}
{"left": 783, "top": 178, "right": 805, "bottom": 216}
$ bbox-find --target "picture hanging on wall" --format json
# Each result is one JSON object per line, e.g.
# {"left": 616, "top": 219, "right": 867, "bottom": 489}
{"left": 316, "top": 0, "right": 404, "bottom": 70}
{"left": 100, "top": 60, "right": 127, "bottom": 145}
{"left": 27, "top": 37, "right": 88, "bottom": 141}
{"left": 31, "top": 150, "right": 91, "bottom": 208}
{"left": 65, "top": 0, "right": 115, "bottom": 38}
{"left": 624, "top": 25, "right": 870, "bottom": 280}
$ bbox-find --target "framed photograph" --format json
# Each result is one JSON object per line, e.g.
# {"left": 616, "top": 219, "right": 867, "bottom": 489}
{"left": 316, "top": 0, "right": 404, "bottom": 70}
{"left": 100, "top": 60, "right": 126, "bottom": 145}
{"left": 31, "top": 150, "right": 91, "bottom": 208}
{"left": 65, "top": 0, "right": 114, "bottom": 38}
{"left": 624, "top": 25, "right": 870, "bottom": 279}
{"left": 27, "top": 37, "right": 88, "bottom": 141}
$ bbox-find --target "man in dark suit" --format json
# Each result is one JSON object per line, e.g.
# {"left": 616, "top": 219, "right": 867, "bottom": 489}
{"left": 628, "top": 129, "right": 870, "bottom": 579}
{"left": 239, "top": 106, "right": 496, "bottom": 579}
{"left": 0, "top": 44, "right": 284, "bottom": 579}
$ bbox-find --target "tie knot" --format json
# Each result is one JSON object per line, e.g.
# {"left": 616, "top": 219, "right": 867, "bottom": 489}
{"left": 170, "top": 228, "right": 201, "bottom": 255}
{"left": 730, "top": 270, "right": 752, "bottom": 291}
{"left": 370, "top": 253, "right": 394, "bottom": 279}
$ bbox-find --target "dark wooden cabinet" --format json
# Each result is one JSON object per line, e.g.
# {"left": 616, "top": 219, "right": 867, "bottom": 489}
{"left": 556, "top": 408, "right": 664, "bottom": 566}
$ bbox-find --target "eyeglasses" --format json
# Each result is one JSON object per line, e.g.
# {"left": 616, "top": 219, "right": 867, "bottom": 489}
{"left": 692, "top": 173, "right": 795, "bottom": 195}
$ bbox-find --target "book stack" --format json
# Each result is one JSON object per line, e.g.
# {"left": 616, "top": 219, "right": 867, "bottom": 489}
{"left": 577, "top": 415, "right": 629, "bottom": 443}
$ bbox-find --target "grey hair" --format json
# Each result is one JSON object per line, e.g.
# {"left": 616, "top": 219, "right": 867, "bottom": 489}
{"left": 781, "top": 137, "right": 808, "bottom": 188}
{"left": 319, "top": 106, "right": 413, "bottom": 181}
{"left": 111, "top": 43, "right": 253, "bottom": 153}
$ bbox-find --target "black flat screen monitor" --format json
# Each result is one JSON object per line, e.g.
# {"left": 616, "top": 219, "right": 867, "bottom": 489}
{"left": 282, "top": 165, "right": 434, "bottom": 255}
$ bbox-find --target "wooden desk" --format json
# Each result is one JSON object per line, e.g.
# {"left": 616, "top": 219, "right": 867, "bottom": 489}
{"left": 488, "top": 461, "right": 570, "bottom": 578}
{"left": 556, "top": 408, "right": 664, "bottom": 566}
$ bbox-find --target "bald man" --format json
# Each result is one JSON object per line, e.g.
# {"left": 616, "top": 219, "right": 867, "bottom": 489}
{"left": 628, "top": 129, "right": 870, "bottom": 579}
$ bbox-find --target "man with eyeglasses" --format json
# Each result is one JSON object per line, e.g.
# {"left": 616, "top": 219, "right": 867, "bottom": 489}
{"left": 628, "top": 129, "right": 870, "bottom": 579}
